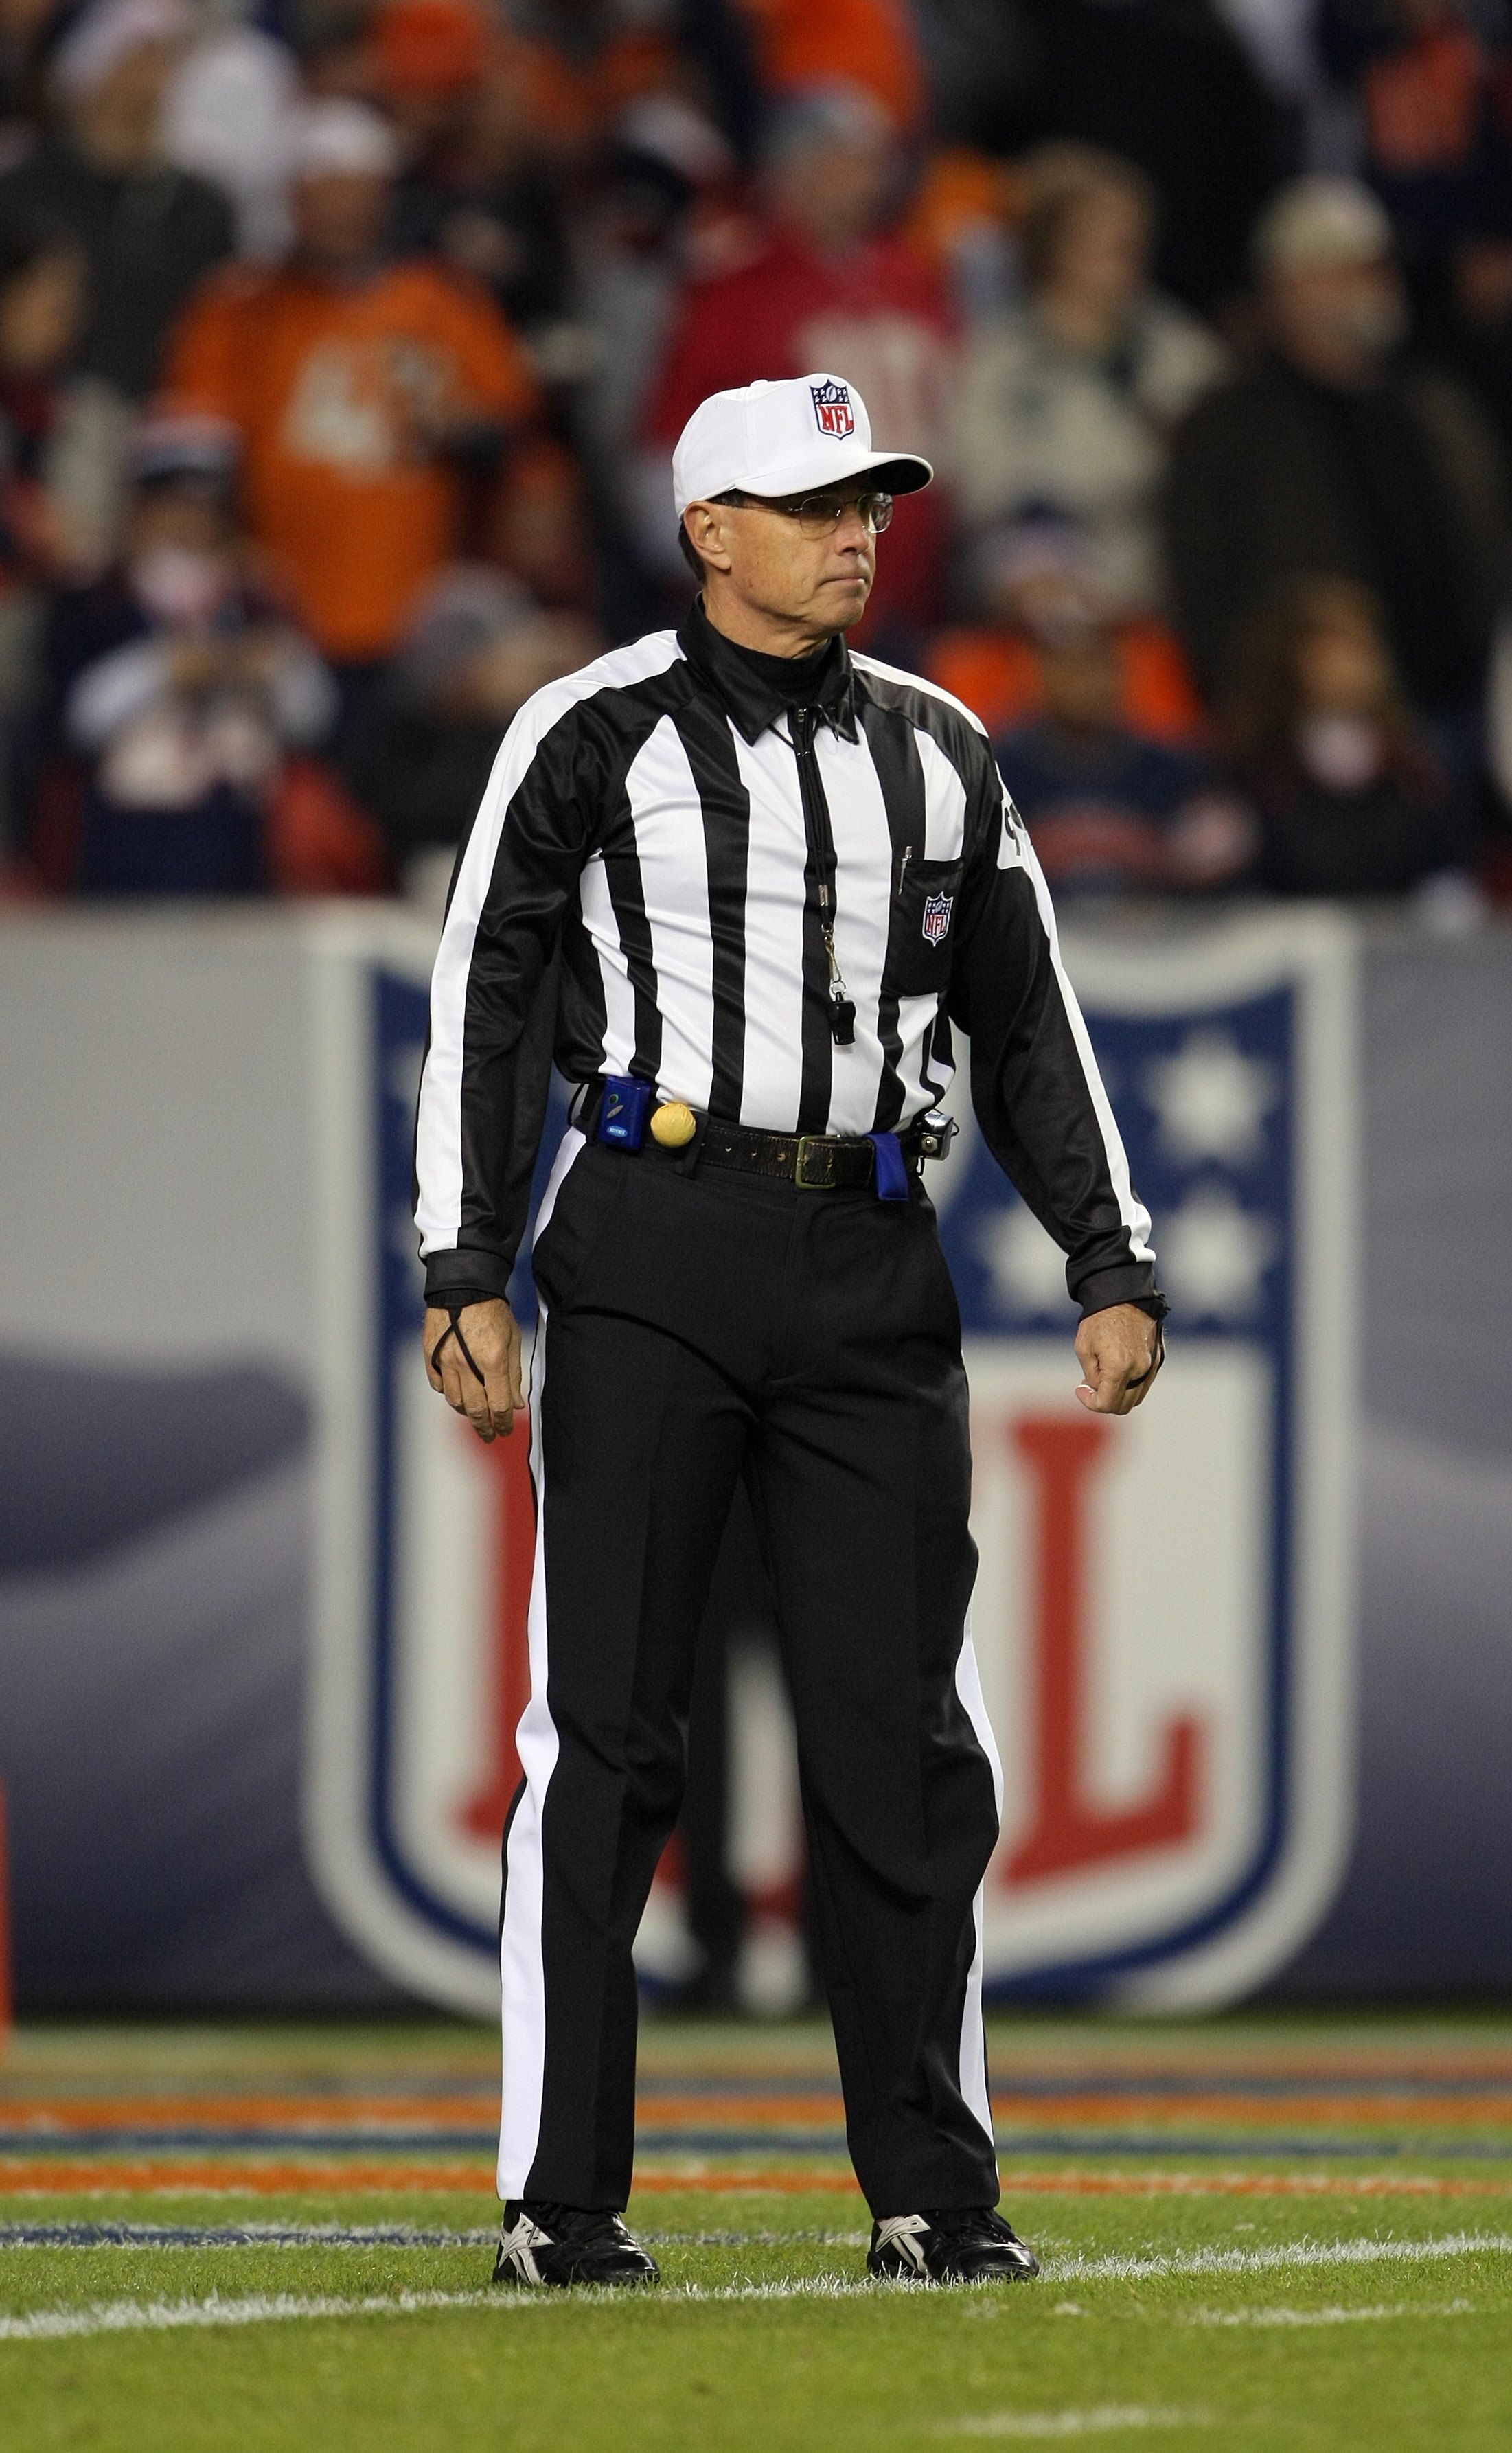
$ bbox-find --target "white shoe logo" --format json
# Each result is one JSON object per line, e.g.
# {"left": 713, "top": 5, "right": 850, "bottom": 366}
{"left": 875, "top": 2214, "right": 932, "bottom": 2274}
{"left": 498, "top": 2213, "right": 554, "bottom": 2285}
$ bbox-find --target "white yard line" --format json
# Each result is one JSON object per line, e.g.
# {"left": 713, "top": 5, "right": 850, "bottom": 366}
{"left": 1183, "top": 2297, "right": 1476, "bottom": 2327}
{"left": 1055, "top": 2232, "right": 1512, "bottom": 2283}
{"left": 0, "top": 2288, "right": 507, "bottom": 2341}
{"left": 1, "top": 2233, "right": 1509, "bottom": 2344}
{"left": 937, "top": 2413, "right": 1208, "bottom": 2439}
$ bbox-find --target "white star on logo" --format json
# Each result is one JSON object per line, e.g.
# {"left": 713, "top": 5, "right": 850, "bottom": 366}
{"left": 977, "top": 1202, "right": 1074, "bottom": 1319}
{"left": 1158, "top": 1185, "right": 1277, "bottom": 1321}
{"left": 1143, "top": 1029, "right": 1277, "bottom": 1165}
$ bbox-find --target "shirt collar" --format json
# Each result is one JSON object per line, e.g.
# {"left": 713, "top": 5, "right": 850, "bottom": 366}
{"left": 677, "top": 597, "right": 860, "bottom": 745}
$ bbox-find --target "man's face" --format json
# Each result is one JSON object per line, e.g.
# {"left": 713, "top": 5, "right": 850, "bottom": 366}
{"left": 1295, "top": 615, "right": 1392, "bottom": 717}
{"left": 1047, "top": 188, "right": 1150, "bottom": 318}
{"left": 687, "top": 482, "right": 886, "bottom": 636}
{"left": 765, "top": 133, "right": 893, "bottom": 255}
{"left": 128, "top": 482, "right": 229, "bottom": 558}
{"left": 1040, "top": 630, "right": 1122, "bottom": 732}
{"left": 293, "top": 169, "right": 391, "bottom": 269}
{"left": 1265, "top": 257, "right": 1406, "bottom": 378}
{"left": 0, "top": 246, "right": 83, "bottom": 374}
{"left": 70, "top": 38, "right": 176, "bottom": 174}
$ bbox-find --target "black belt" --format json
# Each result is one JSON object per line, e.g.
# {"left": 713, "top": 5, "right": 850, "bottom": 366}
{"left": 572, "top": 1084, "right": 942, "bottom": 1191}
{"left": 700, "top": 1119, "right": 926, "bottom": 1190}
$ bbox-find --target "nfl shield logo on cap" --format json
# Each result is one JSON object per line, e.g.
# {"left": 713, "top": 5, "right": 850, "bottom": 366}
{"left": 811, "top": 378, "right": 855, "bottom": 439}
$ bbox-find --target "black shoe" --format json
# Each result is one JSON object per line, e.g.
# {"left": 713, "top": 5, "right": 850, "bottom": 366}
{"left": 867, "top": 2206, "right": 1040, "bottom": 2285}
{"left": 492, "top": 2200, "right": 660, "bottom": 2288}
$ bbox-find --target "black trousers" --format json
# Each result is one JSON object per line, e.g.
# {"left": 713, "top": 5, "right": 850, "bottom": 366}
{"left": 499, "top": 1128, "right": 1003, "bottom": 2218}
{"left": 676, "top": 1490, "right": 792, "bottom": 2007}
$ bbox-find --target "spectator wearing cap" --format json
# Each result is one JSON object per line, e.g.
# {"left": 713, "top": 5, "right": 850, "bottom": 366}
{"left": 1166, "top": 174, "right": 1506, "bottom": 724}
{"left": 642, "top": 80, "right": 955, "bottom": 651}
{"left": 160, "top": 13, "right": 303, "bottom": 262}
{"left": 34, "top": 407, "right": 339, "bottom": 895}
{"left": 0, "top": 0, "right": 233, "bottom": 400}
{"left": 948, "top": 146, "right": 1227, "bottom": 620}
{"left": 927, "top": 507, "right": 1202, "bottom": 746}
{"left": 164, "top": 99, "right": 540, "bottom": 778}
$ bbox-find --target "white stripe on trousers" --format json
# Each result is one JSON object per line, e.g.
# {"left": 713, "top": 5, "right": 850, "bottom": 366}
{"left": 497, "top": 1127, "right": 584, "bottom": 2201}
{"left": 952, "top": 1613, "right": 1003, "bottom": 2155}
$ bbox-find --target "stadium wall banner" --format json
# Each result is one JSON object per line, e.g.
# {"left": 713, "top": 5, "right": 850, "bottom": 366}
{"left": 303, "top": 907, "right": 1358, "bottom": 2018}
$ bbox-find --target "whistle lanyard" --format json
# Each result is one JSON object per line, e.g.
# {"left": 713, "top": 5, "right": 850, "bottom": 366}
{"left": 788, "top": 703, "right": 856, "bottom": 1047}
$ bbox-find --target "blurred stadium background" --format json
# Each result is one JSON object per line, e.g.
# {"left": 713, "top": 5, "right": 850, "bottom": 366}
{"left": 2, "top": 5, "right": 1512, "bottom": 2441}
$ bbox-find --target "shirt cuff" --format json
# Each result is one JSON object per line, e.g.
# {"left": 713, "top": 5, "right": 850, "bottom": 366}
{"left": 1075, "top": 1266, "right": 1169, "bottom": 1322}
{"left": 423, "top": 1248, "right": 516, "bottom": 1308}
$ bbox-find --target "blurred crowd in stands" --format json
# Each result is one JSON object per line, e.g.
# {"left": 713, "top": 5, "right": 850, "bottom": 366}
{"left": 1, "top": 0, "right": 1512, "bottom": 912}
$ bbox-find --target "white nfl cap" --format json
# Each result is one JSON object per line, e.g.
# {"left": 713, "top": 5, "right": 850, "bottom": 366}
{"left": 672, "top": 374, "right": 932, "bottom": 516}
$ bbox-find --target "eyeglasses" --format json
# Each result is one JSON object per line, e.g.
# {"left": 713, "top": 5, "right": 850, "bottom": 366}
{"left": 728, "top": 489, "right": 895, "bottom": 539}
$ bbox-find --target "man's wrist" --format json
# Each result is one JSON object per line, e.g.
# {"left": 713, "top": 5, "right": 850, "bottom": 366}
{"left": 1076, "top": 1277, "right": 1169, "bottom": 1324}
{"left": 424, "top": 1251, "right": 515, "bottom": 1310}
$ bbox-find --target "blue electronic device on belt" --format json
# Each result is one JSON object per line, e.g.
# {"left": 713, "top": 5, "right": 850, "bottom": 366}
{"left": 597, "top": 1075, "right": 653, "bottom": 1150}
{"left": 867, "top": 1130, "right": 910, "bottom": 1202}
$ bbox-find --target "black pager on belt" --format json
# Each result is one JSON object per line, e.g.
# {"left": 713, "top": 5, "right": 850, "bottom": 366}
{"left": 597, "top": 1075, "right": 652, "bottom": 1150}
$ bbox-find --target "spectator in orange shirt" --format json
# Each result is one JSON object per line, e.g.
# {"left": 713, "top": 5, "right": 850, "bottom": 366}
{"left": 928, "top": 510, "right": 1204, "bottom": 746}
{"left": 165, "top": 98, "right": 540, "bottom": 775}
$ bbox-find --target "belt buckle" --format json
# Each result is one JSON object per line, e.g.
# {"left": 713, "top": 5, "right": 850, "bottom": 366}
{"left": 794, "top": 1134, "right": 837, "bottom": 1190}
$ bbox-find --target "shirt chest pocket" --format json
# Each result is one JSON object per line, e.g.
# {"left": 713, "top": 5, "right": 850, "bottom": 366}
{"left": 884, "top": 854, "right": 964, "bottom": 997}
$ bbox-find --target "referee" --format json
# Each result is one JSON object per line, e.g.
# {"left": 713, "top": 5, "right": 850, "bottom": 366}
{"left": 414, "top": 373, "right": 1166, "bottom": 2290}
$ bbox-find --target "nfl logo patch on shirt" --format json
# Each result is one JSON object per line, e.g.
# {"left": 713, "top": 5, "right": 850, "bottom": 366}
{"left": 811, "top": 378, "right": 855, "bottom": 438}
{"left": 922, "top": 891, "right": 953, "bottom": 944}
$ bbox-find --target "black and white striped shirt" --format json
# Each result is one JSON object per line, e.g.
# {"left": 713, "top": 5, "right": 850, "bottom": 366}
{"left": 415, "top": 600, "right": 1160, "bottom": 1318}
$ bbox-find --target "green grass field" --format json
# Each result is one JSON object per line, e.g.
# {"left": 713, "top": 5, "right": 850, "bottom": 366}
{"left": 3, "top": 2012, "right": 1511, "bottom": 2450}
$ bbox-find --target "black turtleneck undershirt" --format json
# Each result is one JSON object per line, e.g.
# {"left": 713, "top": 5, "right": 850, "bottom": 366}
{"left": 694, "top": 597, "right": 844, "bottom": 706}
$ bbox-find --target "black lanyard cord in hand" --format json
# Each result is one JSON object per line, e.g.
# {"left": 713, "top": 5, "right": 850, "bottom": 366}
{"left": 428, "top": 1313, "right": 488, "bottom": 1384}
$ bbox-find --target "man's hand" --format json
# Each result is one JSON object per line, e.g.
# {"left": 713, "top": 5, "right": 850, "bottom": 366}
{"left": 1074, "top": 1303, "right": 1163, "bottom": 1417}
{"left": 422, "top": 1299, "right": 524, "bottom": 1441}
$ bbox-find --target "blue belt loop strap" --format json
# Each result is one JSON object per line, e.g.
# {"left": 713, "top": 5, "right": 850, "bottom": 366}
{"left": 867, "top": 1131, "right": 909, "bottom": 1202}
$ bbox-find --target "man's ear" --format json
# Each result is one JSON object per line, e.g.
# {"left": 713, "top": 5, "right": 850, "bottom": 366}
{"left": 687, "top": 502, "right": 734, "bottom": 574}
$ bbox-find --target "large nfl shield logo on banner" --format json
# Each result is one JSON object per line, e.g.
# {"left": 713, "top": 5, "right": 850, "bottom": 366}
{"left": 303, "top": 907, "right": 1356, "bottom": 2014}
{"left": 939, "top": 911, "right": 1357, "bottom": 2006}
